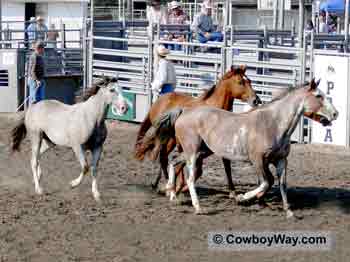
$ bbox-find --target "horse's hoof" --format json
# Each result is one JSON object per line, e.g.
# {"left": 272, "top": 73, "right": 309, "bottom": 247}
{"left": 165, "top": 188, "right": 172, "bottom": 197}
{"left": 157, "top": 184, "right": 167, "bottom": 194}
{"left": 35, "top": 187, "right": 43, "bottom": 195}
{"left": 286, "top": 210, "right": 294, "bottom": 219}
{"left": 93, "top": 192, "right": 101, "bottom": 203}
{"left": 235, "top": 194, "right": 245, "bottom": 203}
{"left": 229, "top": 191, "right": 237, "bottom": 199}
{"left": 150, "top": 182, "right": 158, "bottom": 190}
{"left": 70, "top": 180, "right": 80, "bottom": 188}
{"left": 170, "top": 197, "right": 178, "bottom": 204}
{"left": 195, "top": 207, "right": 207, "bottom": 215}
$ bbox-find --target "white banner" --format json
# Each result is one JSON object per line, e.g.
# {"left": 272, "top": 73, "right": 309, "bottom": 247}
{"left": 312, "top": 55, "right": 349, "bottom": 146}
{"left": 258, "top": 0, "right": 291, "bottom": 10}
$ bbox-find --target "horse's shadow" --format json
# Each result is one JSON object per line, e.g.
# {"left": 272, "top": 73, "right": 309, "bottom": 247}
{"left": 197, "top": 184, "right": 350, "bottom": 214}
{"left": 273, "top": 186, "right": 350, "bottom": 213}
{"left": 116, "top": 183, "right": 350, "bottom": 215}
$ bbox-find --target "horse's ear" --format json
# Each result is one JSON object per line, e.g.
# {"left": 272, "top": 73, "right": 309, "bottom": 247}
{"left": 230, "top": 65, "right": 235, "bottom": 72}
{"left": 239, "top": 65, "right": 247, "bottom": 74}
{"left": 316, "top": 78, "right": 321, "bottom": 87}
{"left": 308, "top": 78, "right": 319, "bottom": 91}
{"left": 231, "top": 65, "right": 246, "bottom": 75}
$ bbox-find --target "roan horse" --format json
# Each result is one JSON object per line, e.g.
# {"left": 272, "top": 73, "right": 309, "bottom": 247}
{"left": 10, "top": 77, "right": 131, "bottom": 201}
{"left": 134, "top": 65, "right": 261, "bottom": 193}
{"left": 149, "top": 79, "right": 338, "bottom": 218}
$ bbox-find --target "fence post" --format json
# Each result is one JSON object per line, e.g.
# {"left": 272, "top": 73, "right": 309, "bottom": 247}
{"left": 61, "top": 22, "right": 66, "bottom": 49}
{"left": 298, "top": 30, "right": 307, "bottom": 143}
{"left": 291, "top": 20, "right": 295, "bottom": 47}
{"left": 148, "top": 24, "right": 154, "bottom": 107}
{"left": 298, "top": 0, "right": 305, "bottom": 47}
{"left": 88, "top": 0, "right": 94, "bottom": 87}
{"left": 82, "top": 0, "right": 88, "bottom": 93}
{"left": 221, "top": 0, "right": 228, "bottom": 77}
{"left": 345, "top": 0, "right": 349, "bottom": 52}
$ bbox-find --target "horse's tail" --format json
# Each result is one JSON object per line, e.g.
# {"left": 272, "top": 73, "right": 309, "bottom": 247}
{"left": 134, "top": 111, "right": 153, "bottom": 160}
{"left": 10, "top": 115, "right": 27, "bottom": 152}
{"left": 134, "top": 108, "right": 183, "bottom": 161}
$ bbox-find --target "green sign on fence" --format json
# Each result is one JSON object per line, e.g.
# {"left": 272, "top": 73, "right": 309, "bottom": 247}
{"left": 106, "top": 92, "right": 136, "bottom": 121}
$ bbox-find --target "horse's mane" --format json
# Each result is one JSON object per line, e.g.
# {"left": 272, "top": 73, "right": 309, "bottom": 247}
{"left": 76, "top": 77, "right": 115, "bottom": 102}
{"left": 246, "top": 82, "right": 310, "bottom": 113}
{"left": 270, "top": 81, "right": 309, "bottom": 103}
{"left": 199, "top": 68, "right": 246, "bottom": 100}
{"left": 199, "top": 84, "right": 216, "bottom": 100}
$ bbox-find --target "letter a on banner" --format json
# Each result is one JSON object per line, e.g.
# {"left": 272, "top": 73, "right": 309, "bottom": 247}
{"left": 324, "top": 129, "right": 333, "bottom": 143}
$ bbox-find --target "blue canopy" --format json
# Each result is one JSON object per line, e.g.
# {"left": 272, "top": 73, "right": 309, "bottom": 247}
{"left": 320, "top": 0, "right": 350, "bottom": 13}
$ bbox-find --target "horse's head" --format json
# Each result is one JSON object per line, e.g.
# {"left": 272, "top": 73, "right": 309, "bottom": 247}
{"left": 303, "top": 78, "right": 338, "bottom": 126}
{"left": 224, "top": 65, "right": 261, "bottom": 107}
{"left": 100, "top": 77, "right": 132, "bottom": 116}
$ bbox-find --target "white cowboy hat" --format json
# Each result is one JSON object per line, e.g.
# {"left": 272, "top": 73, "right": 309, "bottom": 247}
{"left": 157, "top": 45, "right": 170, "bottom": 56}
{"left": 169, "top": 1, "right": 182, "bottom": 9}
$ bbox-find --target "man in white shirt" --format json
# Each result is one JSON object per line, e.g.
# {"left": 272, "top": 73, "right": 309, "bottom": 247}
{"left": 147, "top": 0, "right": 168, "bottom": 35}
{"left": 152, "top": 45, "right": 177, "bottom": 102}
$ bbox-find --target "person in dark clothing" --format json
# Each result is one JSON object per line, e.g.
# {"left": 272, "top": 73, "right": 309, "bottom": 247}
{"left": 28, "top": 41, "right": 46, "bottom": 104}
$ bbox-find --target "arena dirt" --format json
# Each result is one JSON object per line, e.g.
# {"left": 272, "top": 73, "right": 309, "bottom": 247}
{"left": 0, "top": 113, "right": 350, "bottom": 262}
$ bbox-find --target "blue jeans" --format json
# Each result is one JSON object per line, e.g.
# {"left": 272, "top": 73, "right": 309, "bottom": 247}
{"left": 160, "top": 84, "right": 174, "bottom": 95}
{"left": 197, "top": 32, "right": 223, "bottom": 43}
{"left": 29, "top": 79, "right": 46, "bottom": 104}
{"left": 164, "top": 43, "right": 182, "bottom": 51}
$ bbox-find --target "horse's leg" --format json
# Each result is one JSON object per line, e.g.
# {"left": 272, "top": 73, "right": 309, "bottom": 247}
{"left": 166, "top": 162, "right": 177, "bottom": 201}
{"left": 91, "top": 146, "right": 103, "bottom": 202}
{"left": 276, "top": 158, "right": 294, "bottom": 218}
{"left": 30, "top": 132, "right": 43, "bottom": 195}
{"left": 71, "top": 145, "right": 89, "bottom": 188}
{"left": 161, "top": 138, "right": 177, "bottom": 180}
{"left": 36, "top": 139, "right": 55, "bottom": 182}
{"left": 186, "top": 154, "right": 203, "bottom": 214}
{"left": 153, "top": 138, "right": 176, "bottom": 191}
{"left": 179, "top": 151, "right": 210, "bottom": 193}
{"left": 235, "top": 157, "right": 273, "bottom": 203}
{"left": 175, "top": 162, "right": 186, "bottom": 193}
{"left": 222, "top": 158, "right": 236, "bottom": 198}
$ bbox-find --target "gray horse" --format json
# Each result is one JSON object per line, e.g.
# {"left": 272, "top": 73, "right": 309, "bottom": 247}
{"left": 147, "top": 79, "right": 338, "bottom": 218}
{"left": 10, "top": 77, "right": 131, "bottom": 201}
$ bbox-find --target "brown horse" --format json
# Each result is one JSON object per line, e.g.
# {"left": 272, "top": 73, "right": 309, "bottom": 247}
{"left": 149, "top": 79, "right": 338, "bottom": 218}
{"left": 134, "top": 65, "right": 261, "bottom": 193}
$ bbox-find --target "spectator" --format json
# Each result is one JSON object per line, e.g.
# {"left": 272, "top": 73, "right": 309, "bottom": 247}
{"left": 168, "top": 1, "right": 189, "bottom": 25}
{"left": 28, "top": 41, "right": 46, "bottom": 104}
{"left": 26, "top": 16, "right": 48, "bottom": 46}
{"left": 191, "top": 2, "right": 223, "bottom": 44}
{"left": 36, "top": 17, "right": 48, "bottom": 42}
{"left": 152, "top": 45, "right": 176, "bottom": 102}
{"left": 319, "top": 15, "right": 329, "bottom": 34}
{"left": 166, "top": 1, "right": 189, "bottom": 50}
{"left": 26, "top": 17, "right": 37, "bottom": 45}
{"left": 147, "top": 0, "right": 168, "bottom": 35}
{"left": 47, "top": 24, "right": 59, "bottom": 48}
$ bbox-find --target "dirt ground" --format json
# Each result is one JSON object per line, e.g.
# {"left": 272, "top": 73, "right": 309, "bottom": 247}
{"left": 1, "top": 113, "right": 350, "bottom": 262}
